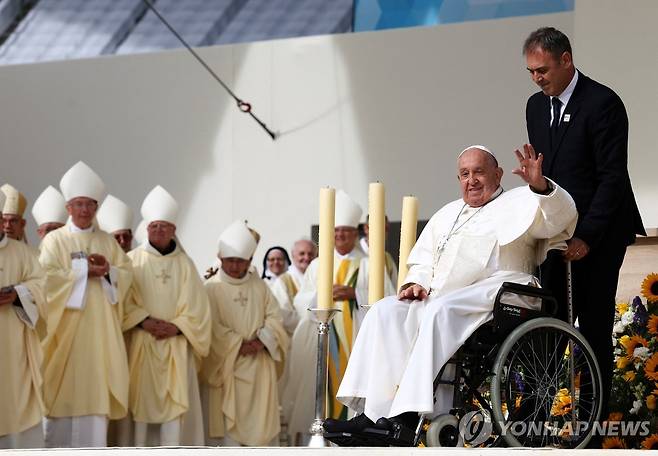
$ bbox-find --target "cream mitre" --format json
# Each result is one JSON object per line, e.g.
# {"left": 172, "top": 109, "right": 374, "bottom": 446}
{"left": 335, "top": 189, "right": 362, "bottom": 228}
{"left": 32, "top": 186, "right": 67, "bottom": 226}
{"left": 59, "top": 161, "right": 105, "bottom": 202}
{"left": 0, "top": 190, "right": 5, "bottom": 214}
{"left": 97, "top": 195, "right": 134, "bottom": 233}
{"left": 134, "top": 219, "right": 147, "bottom": 245}
{"left": 1, "top": 183, "right": 27, "bottom": 216}
{"left": 217, "top": 220, "right": 258, "bottom": 260}
{"left": 141, "top": 185, "right": 178, "bottom": 226}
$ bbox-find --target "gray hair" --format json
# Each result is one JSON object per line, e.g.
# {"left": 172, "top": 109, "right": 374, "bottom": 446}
{"left": 523, "top": 27, "right": 572, "bottom": 60}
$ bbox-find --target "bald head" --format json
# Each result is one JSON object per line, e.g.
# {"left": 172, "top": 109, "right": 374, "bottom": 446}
{"left": 292, "top": 239, "right": 317, "bottom": 273}
{"left": 457, "top": 147, "right": 503, "bottom": 207}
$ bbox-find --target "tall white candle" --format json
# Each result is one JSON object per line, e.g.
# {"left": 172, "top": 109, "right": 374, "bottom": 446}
{"left": 317, "top": 187, "right": 335, "bottom": 310}
{"left": 398, "top": 196, "right": 419, "bottom": 290}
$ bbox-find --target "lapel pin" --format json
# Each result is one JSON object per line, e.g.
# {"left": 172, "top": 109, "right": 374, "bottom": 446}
{"left": 563, "top": 114, "right": 571, "bottom": 122}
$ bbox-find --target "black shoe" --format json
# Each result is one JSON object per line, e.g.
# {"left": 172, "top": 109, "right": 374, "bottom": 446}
{"left": 324, "top": 414, "right": 374, "bottom": 433}
{"left": 374, "top": 412, "right": 419, "bottom": 431}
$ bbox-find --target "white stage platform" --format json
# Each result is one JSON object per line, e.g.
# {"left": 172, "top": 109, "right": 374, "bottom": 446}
{"left": 0, "top": 448, "right": 635, "bottom": 455}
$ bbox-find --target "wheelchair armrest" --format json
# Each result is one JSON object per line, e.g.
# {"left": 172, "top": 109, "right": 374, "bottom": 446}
{"left": 494, "top": 282, "right": 558, "bottom": 317}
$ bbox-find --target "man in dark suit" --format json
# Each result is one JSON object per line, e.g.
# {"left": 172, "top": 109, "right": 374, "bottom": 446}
{"left": 523, "top": 27, "right": 645, "bottom": 419}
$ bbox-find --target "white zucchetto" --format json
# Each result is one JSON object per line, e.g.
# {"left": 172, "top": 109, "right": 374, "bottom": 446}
{"left": 458, "top": 144, "right": 496, "bottom": 160}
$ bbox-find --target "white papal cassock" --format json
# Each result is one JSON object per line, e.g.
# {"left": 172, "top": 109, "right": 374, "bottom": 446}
{"left": 336, "top": 181, "right": 577, "bottom": 421}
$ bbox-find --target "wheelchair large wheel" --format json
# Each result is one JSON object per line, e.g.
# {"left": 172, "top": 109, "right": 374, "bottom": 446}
{"left": 489, "top": 318, "right": 602, "bottom": 448}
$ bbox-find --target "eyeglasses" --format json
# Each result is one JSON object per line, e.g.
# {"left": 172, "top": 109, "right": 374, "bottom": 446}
{"left": 68, "top": 201, "right": 97, "bottom": 210}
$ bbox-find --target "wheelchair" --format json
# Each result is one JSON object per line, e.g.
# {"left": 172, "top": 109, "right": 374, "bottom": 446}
{"left": 324, "top": 280, "right": 603, "bottom": 449}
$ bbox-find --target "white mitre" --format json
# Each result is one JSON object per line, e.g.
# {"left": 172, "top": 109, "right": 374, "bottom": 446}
{"left": 1, "top": 183, "right": 27, "bottom": 216}
{"left": 141, "top": 185, "right": 178, "bottom": 226}
{"left": 335, "top": 189, "right": 362, "bottom": 228}
{"left": 217, "top": 220, "right": 258, "bottom": 260}
{"left": 59, "top": 161, "right": 105, "bottom": 202}
{"left": 97, "top": 194, "right": 133, "bottom": 233}
{"left": 32, "top": 185, "right": 67, "bottom": 226}
{"left": 134, "top": 219, "right": 147, "bottom": 245}
{"left": 0, "top": 190, "right": 5, "bottom": 214}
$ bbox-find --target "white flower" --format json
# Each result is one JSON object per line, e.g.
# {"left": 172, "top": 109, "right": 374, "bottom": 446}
{"left": 621, "top": 310, "right": 634, "bottom": 326}
{"left": 633, "top": 346, "right": 651, "bottom": 361}
{"left": 613, "top": 321, "right": 626, "bottom": 334}
{"left": 630, "top": 399, "right": 642, "bottom": 414}
{"left": 612, "top": 336, "right": 618, "bottom": 347}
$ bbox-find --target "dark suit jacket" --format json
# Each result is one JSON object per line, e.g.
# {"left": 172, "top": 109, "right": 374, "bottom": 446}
{"left": 526, "top": 71, "right": 645, "bottom": 250}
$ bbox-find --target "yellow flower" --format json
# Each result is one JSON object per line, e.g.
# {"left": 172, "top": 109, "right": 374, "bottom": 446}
{"left": 646, "top": 395, "right": 656, "bottom": 410}
{"left": 648, "top": 314, "right": 658, "bottom": 336}
{"left": 550, "top": 388, "right": 572, "bottom": 416}
{"left": 621, "top": 335, "right": 648, "bottom": 358}
{"left": 607, "top": 412, "right": 623, "bottom": 421}
{"left": 641, "top": 273, "right": 658, "bottom": 301}
{"left": 616, "top": 301, "right": 629, "bottom": 315}
{"left": 602, "top": 437, "right": 627, "bottom": 449}
{"left": 616, "top": 356, "right": 631, "bottom": 369}
{"left": 623, "top": 371, "right": 636, "bottom": 382}
{"left": 646, "top": 353, "right": 658, "bottom": 382}
{"left": 641, "top": 434, "right": 658, "bottom": 450}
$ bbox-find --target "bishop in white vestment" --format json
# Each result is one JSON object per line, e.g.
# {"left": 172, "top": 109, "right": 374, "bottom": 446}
{"left": 124, "top": 186, "right": 210, "bottom": 446}
{"left": 202, "top": 220, "right": 289, "bottom": 446}
{"left": 328, "top": 145, "right": 577, "bottom": 434}
{"left": 40, "top": 162, "right": 133, "bottom": 448}
{"left": 0, "top": 192, "right": 46, "bottom": 449}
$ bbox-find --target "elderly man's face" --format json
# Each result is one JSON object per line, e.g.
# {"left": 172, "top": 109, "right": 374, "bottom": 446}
{"left": 292, "top": 240, "right": 317, "bottom": 273}
{"left": 525, "top": 46, "right": 574, "bottom": 97}
{"left": 37, "top": 222, "right": 64, "bottom": 239}
{"left": 221, "top": 257, "right": 251, "bottom": 279}
{"left": 335, "top": 226, "right": 358, "bottom": 255}
{"left": 266, "top": 249, "right": 288, "bottom": 276}
{"left": 66, "top": 197, "right": 98, "bottom": 230}
{"left": 2, "top": 214, "right": 26, "bottom": 240}
{"left": 147, "top": 221, "right": 175, "bottom": 250}
{"left": 113, "top": 229, "right": 133, "bottom": 253}
{"left": 458, "top": 148, "right": 503, "bottom": 207}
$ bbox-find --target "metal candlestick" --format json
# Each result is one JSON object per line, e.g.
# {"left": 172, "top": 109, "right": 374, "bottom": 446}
{"left": 307, "top": 307, "right": 341, "bottom": 448}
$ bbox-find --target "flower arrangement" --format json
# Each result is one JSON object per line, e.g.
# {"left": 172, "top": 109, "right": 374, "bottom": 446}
{"left": 606, "top": 273, "right": 658, "bottom": 449}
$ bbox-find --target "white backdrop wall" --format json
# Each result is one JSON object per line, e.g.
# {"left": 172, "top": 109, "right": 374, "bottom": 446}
{"left": 0, "top": 5, "right": 650, "bottom": 272}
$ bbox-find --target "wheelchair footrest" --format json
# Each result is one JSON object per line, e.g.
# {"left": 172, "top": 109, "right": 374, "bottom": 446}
{"left": 324, "top": 424, "right": 416, "bottom": 447}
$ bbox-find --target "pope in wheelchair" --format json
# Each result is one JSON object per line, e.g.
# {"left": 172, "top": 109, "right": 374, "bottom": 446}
{"left": 324, "top": 144, "right": 583, "bottom": 446}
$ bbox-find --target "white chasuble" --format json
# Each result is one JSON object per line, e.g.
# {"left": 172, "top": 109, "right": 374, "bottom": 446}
{"left": 203, "top": 269, "right": 289, "bottom": 446}
{"left": 0, "top": 237, "right": 46, "bottom": 438}
{"left": 39, "top": 223, "right": 133, "bottom": 419}
{"left": 125, "top": 243, "right": 211, "bottom": 426}
{"left": 337, "top": 183, "right": 577, "bottom": 421}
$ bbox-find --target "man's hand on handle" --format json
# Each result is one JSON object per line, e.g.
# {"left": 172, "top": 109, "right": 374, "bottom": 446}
{"left": 563, "top": 237, "right": 590, "bottom": 261}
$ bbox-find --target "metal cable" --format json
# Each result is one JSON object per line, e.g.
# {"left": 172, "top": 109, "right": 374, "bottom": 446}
{"left": 142, "top": 0, "right": 276, "bottom": 140}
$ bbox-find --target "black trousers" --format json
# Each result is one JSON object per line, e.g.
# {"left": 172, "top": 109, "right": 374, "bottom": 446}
{"left": 539, "top": 241, "right": 628, "bottom": 418}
